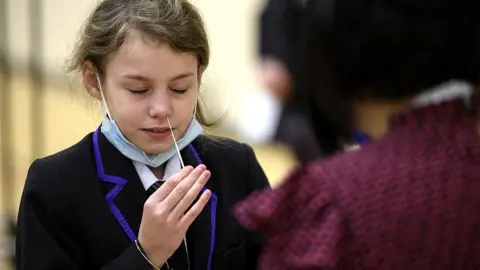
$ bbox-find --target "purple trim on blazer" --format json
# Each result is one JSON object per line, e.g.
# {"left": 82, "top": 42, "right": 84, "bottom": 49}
{"left": 189, "top": 144, "right": 218, "bottom": 270}
{"left": 93, "top": 129, "right": 137, "bottom": 242}
{"left": 207, "top": 195, "right": 217, "bottom": 270}
{"left": 352, "top": 130, "right": 371, "bottom": 146}
{"left": 93, "top": 130, "right": 217, "bottom": 270}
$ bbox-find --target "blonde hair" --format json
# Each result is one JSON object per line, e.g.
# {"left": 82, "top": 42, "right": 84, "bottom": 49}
{"left": 67, "top": 0, "right": 216, "bottom": 126}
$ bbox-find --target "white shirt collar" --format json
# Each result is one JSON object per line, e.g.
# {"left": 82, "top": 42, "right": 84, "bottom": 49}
{"left": 132, "top": 155, "right": 182, "bottom": 190}
{"left": 342, "top": 80, "right": 474, "bottom": 152}
{"left": 411, "top": 80, "right": 473, "bottom": 108}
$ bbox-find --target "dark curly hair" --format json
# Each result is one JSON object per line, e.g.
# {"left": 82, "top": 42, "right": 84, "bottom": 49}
{"left": 296, "top": 0, "right": 480, "bottom": 139}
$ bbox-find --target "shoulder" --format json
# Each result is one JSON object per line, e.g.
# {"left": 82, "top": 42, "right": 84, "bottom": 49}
{"left": 194, "top": 134, "right": 270, "bottom": 190}
{"left": 233, "top": 153, "right": 355, "bottom": 268}
{"left": 233, "top": 134, "right": 426, "bottom": 236}
{"left": 23, "top": 133, "right": 95, "bottom": 201}
{"left": 194, "top": 134, "right": 258, "bottom": 166}
{"left": 29, "top": 132, "right": 94, "bottom": 174}
{"left": 195, "top": 134, "right": 253, "bottom": 154}
{"left": 234, "top": 158, "right": 334, "bottom": 226}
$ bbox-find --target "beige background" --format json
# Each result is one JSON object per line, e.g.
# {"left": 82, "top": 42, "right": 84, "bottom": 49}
{"left": 0, "top": 1, "right": 298, "bottom": 268}
{"left": 0, "top": 0, "right": 297, "bottom": 226}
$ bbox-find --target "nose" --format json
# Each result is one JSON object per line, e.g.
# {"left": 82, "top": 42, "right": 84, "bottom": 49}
{"left": 148, "top": 89, "right": 172, "bottom": 119}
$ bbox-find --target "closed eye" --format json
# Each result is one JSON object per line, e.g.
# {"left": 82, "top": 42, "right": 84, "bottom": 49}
{"left": 128, "top": 89, "right": 148, "bottom": 94}
{"left": 170, "top": 88, "right": 187, "bottom": 94}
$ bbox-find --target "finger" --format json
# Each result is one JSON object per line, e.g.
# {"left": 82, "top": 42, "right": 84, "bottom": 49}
{"left": 149, "top": 165, "right": 194, "bottom": 202}
{"left": 178, "top": 189, "right": 211, "bottom": 230}
{"left": 160, "top": 165, "right": 206, "bottom": 211}
{"left": 169, "top": 170, "right": 211, "bottom": 221}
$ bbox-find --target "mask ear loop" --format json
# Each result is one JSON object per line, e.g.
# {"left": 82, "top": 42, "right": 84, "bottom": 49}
{"left": 193, "top": 93, "right": 198, "bottom": 120}
{"left": 167, "top": 116, "right": 185, "bottom": 168}
{"left": 94, "top": 70, "right": 113, "bottom": 120}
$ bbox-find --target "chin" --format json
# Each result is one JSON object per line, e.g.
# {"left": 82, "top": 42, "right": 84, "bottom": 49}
{"left": 130, "top": 133, "right": 172, "bottom": 153}
{"left": 141, "top": 143, "right": 174, "bottom": 155}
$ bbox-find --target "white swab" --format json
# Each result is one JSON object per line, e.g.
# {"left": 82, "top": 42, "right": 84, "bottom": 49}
{"left": 166, "top": 116, "right": 185, "bottom": 168}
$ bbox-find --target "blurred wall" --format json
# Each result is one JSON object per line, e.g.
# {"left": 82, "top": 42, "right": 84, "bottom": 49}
{"left": 0, "top": 0, "right": 296, "bottom": 215}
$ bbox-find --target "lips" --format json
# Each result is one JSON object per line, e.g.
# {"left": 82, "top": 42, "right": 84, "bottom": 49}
{"left": 143, "top": 127, "right": 173, "bottom": 140}
{"left": 148, "top": 127, "right": 170, "bottom": 133}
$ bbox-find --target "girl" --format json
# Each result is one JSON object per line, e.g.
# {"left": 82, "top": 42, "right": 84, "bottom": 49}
{"left": 16, "top": 0, "right": 269, "bottom": 269}
{"left": 235, "top": 0, "right": 480, "bottom": 269}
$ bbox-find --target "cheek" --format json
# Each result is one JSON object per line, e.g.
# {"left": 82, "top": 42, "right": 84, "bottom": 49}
{"left": 173, "top": 96, "right": 196, "bottom": 123}
{"left": 176, "top": 101, "right": 194, "bottom": 118}
{"left": 109, "top": 92, "right": 143, "bottom": 127}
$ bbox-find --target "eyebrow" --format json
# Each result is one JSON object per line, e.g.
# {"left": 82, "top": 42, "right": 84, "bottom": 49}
{"left": 171, "top": 72, "right": 194, "bottom": 81}
{"left": 122, "top": 74, "right": 150, "bottom": 81}
{"left": 122, "top": 72, "right": 194, "bottom": 81}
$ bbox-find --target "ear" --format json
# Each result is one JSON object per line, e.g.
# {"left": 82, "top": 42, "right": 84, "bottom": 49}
{"left": 197, "top": 66, "right": 205, "bottom": 83}
{"left": 82, "top": 61, "right": 102, "bottom": 100}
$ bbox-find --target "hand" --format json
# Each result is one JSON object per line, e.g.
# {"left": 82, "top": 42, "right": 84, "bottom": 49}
{"left": 261, "top": 57, "right": 293, "bottom": 101}
{"left": 137, "top": 165, "right": 211, "bottom": 266}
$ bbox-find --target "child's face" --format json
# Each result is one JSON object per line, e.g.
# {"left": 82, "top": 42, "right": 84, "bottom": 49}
{"left": 85, "top": 29, "right": 202, "bottom": 154}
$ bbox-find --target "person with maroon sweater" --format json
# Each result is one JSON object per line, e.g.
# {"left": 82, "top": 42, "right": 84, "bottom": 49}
{"left": 233, "top": 0, "right": 480, "bottom": 269}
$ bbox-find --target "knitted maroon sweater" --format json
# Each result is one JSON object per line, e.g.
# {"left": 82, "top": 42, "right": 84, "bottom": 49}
{"left": 234, "top": 95, "right": 480, "bottom": 270}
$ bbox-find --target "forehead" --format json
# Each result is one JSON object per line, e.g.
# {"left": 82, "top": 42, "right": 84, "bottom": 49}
{"left": 106, "top": 29, "right": 198, "bottom": 79}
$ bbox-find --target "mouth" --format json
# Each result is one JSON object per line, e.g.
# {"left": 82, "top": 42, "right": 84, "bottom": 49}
{"left": 145, "top": 127, "right": 171, "bottom": 133}
{"left": 142, "top": 127, "right": 174, "bottom": 140}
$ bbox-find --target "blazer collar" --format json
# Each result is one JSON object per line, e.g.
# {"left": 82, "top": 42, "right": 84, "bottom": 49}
{"left": 93, "top": 129, "right": 146, "bottom": 242}
{"left": 93, "top": 130, "right": 217, "bottom": 270}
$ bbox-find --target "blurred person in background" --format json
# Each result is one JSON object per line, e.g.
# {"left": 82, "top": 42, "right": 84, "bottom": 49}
{"left": 0, "top": 215, "right": 15, "bottom": 268}
{"left": 237, "top": 0, "right": 343, "bottom": 163}
{"left": 235, "top": 0, "right": 480, "bottom": 269}
{"left": 15, "top": 0, "right": 269, "bottom": 269}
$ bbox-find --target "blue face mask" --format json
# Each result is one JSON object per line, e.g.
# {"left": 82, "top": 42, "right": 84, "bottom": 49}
{"left": 101, "top": 116, "right": 203, "bottom": 168}
{"left": 96, "top": 72, "right": 203, "bottom": 168}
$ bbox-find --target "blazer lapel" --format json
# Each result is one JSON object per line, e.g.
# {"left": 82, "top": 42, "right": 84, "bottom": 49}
{"left": 94, "top": 131, "right": 218, "bottom": 269}
{"left": 182, "top": 139, "right": 218, "bottom": 270}
{"left": 93, "top": 129, "right": 146, "bottom": 242}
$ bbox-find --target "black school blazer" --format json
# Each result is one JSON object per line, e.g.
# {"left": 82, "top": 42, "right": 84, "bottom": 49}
{"left": 16, "top": 130, "right": 270, "bottom": 270}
